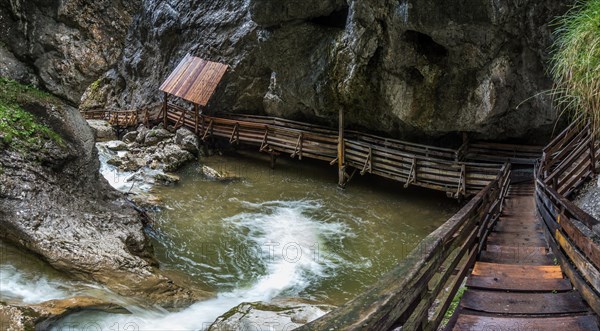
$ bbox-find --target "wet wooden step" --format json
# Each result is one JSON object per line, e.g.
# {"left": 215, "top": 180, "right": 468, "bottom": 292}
{"left": 487, "top": 232, "right": 547, "bottom": 247}
{"left": 466, "top": 262, "right": 572, "bottom": 291}
{"left": 479, "top": 250, "right": 555, "bottom": 265}
{"left": 494, "top": 221, "right": 542, "bottom": 233}
{"left": 460, "top": 290, "right": 590, "bottom": 315}
{"left": 453, "top": 314, "right": 599, "bottom": 331}
{"left": 485, "top": 244, "right": 548, "bottom": 255}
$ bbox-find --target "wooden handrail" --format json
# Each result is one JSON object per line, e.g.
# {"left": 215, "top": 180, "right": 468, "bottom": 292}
{"left": 535, "top": 116, "right": 600, "bottom": 315}
{"left": 296, "top": 163, "right": 511, "bottom": 331}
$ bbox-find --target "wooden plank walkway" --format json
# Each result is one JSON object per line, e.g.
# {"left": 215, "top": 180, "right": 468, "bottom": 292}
{"left": 449, "top": 181, "right": 599, "bottom": 330}
{"left": 162, "top": 105, "right": 504, "bottom": 197}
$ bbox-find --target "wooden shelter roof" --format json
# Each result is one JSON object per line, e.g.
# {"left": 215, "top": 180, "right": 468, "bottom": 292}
{"left": 159, "top": 54, "right": 228, "bottom": 106}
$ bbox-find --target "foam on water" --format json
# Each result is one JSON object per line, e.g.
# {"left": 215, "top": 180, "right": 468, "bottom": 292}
{"left": 0, "top": 264, "right": 71, "bottom": 304}
{"left": 96, "top": 142, "right": 158, "bottom": 192}
{"left": 52, "top": 200, "right": 349, "bottom": 330}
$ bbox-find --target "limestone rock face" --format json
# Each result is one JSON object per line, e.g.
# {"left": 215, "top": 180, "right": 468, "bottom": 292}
{"left": 91, "top": 0, "right": 571, "bottom": 140}
{"left": 0, "top": 99, "right": 206, "bottom": 307}
{"left": 1, "top": 0, "right": 573, "bottom": 139}
{"left": 0, "top": 0, "right": 140, "bottom": 104}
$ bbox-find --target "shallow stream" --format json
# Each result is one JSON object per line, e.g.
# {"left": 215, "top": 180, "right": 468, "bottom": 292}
{"left": 1, "top": 148, "right": 457, "bottom": 330}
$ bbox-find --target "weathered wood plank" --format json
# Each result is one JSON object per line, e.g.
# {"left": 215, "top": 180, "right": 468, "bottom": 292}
{"left": 453, "top": 314, "right": 598, "bottom": 331}
{"left": 466, "top": 262, "right": 571, "bottom": 291}
{"left": 460, "top": 290, "right": 589, "bottom": 315}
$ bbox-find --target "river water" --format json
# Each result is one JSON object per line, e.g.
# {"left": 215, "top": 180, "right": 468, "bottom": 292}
{"left": 0, "top": 147, "right": 457, "bottom": 330}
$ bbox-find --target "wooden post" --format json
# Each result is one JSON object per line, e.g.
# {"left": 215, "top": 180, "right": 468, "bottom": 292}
{"left": 194, "top": 104, "right": 199, "bottom": 135}
{"left": 162, "top": 92, "right": 168, "bottom": 127}
{"left": 590, "top": 127, "right": 597, "bottom": 174}
{"left": 338, "top": 108, "right": 346, "bottom": 187}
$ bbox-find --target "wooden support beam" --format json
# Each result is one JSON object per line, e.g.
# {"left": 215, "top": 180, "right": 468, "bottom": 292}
{"left": 338, "top": 108, "right": 346, "bottom": 187}
{"left": 201, "top": 119, "right": 213, "bottom": 141}
{"left": 260, "top": 126, "right": 269, "bottom": 152}
{"left": 162, "top": 92, "right": 168, "bottom": 126}
{"left": 455, "top": 164, "right": 466, "bottom": 199}
{"left": 229, "top": 122, "right": 239, "bottom": 144}
{"left": 194, "top": 104, "right": 199, "bottom": 135}
{"left": 360, "top": 147, "right": 372, "bottom": 175}
{"left": 404, "top": 157, "right": 417, "bottom": 188}
{"left": 291, "top": 132, "right": 304, "bottom": 159}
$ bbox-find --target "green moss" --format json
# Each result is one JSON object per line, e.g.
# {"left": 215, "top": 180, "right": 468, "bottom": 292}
{"left": 0, "top": 77, "right": 64, "bottom": 150}
{"left": 550, "top": 0, "right": 600, "bottom": 129}
{"left": 440, "top": 285, "right": 466, "bottom": 327}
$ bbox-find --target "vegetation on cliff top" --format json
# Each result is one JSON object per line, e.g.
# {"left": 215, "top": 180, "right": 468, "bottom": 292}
{"left": 0, "top": 77, "right": 63, "bottom": 150}
{"left": 551, "top": 0, "right": 600, "bottom": 129}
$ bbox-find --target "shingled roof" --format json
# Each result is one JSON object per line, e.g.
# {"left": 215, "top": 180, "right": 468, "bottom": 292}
{"left": 159, "top": 54, "right": 229, "bottom": 106}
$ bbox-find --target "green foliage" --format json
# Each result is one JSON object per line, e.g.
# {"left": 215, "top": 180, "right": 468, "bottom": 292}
{"left": 0, "top": 77, "right": 64, "bottom": 150}
{"left": 441, "top": 285, "right": 466, "bottom": 327}
{"left": 550, "top": 0, "right": 600, "bottom": 130}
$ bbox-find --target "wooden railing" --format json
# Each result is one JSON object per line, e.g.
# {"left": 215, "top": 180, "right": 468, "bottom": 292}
{"left": 540, "top": 116, "right": 599, "bottom": 197}
{"left": 164, "top": 105, "right": 503, "bottom": 197}
{"left": 465, "top": 142, "right": 543, "bottom": 165}
{"left": 296, "top": 163, "right": 511, "bottom": 331}
{"left": 81, "top": 108, "right": 153, "bottom": 127}
{"left": 536, "top": 117, "right": 600, "bottom": 315}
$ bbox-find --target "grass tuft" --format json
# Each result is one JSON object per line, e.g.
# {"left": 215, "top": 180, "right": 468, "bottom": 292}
{"left": 0, "top": 77, "right": 64, "bottom": 150}
{"left": 550, "top": 0, "right": 600, "bottom": 131}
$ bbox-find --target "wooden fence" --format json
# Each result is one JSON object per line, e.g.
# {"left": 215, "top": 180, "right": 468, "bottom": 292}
{"left": 296, "top": 163, "right": 511, "bottom": 331}
{"left": 81, "top": 108, "right": 152, "bottom": 127}
{"left": 540, "top": 116, "right": 599, "bottom": 197}
{"left": 164, "top": 104, "right": 503, "bottom": 197}
{"left": 536, "top": 117, "right": 600, "bottom": 316}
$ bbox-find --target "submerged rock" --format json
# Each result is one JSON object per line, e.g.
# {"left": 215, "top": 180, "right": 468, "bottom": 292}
{"left": 87, "top": 120, "right": 116, "bottom": 142}
{"left": 153, "top": 172, "right": 180, "bottom": 185}
{"left": 1, "top": 296, "right": 125, "bottom": 331}
{"left": 200, "top": 165, "right": 237, "bottom": 181}
{"left": 209, "top": 300, "right": 335, "bottom": 331}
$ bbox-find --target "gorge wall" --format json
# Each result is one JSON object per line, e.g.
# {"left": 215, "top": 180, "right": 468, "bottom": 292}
{"left": 1, "top": 0, "right": 573, "bottom": 140}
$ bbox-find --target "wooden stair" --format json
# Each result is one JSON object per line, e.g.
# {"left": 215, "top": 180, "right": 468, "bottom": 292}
{"left": 449, "top": 182, "right": 599, "bottom": 330}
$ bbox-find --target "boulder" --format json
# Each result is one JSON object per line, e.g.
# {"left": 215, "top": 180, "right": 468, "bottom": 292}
{"left": 153, "top": 172, "right": 180, "bottom": 185}
{"left": 123, "top": 130, "right": 139, "bottom": 143}
{"left": 136, "top": 125, "right": 149, "bottom": 144}
{"left": 209, "top": 300, "right": 335, "bottom": 331}
{"left": 157, "top": 144, "right": 195, "bottom": 172}
{"left": 175, "top": 127, "right": 200, "bottom": 154}
{"left": 105, "top": 140, "right": 128, "bottom": 151}
{"left": 86, "top": 120, "right": 116, "bottom": 142}
{"left": 144, "top": 128, "right": 173, "bottom": 146}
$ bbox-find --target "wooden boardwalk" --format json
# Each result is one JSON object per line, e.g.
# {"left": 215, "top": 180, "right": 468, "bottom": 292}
{"left": 162, "top": 105, "right": 515, "bottom": 197}
{"left": 448, "top": 181, "right": 598, "bottom": 330}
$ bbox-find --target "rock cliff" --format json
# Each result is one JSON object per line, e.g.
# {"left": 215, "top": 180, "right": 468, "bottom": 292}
{"left": 84, "top": 0, "right": 572, "bottom": 139}
{"left": 0, "top": 0, "right": 139, "bottom": 104}
{"left": 1, "top": 0, "right": 573, "bottom": 139}
{"left": 0, "top": 82, "right": 205, "bottom": 307}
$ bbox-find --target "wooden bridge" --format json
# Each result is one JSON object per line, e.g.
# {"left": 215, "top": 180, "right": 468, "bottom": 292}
{"left": 90, "top": 55, "right": 600, "bottom": 329}
{"left": 81, "top": 108, "right": 152, "bottom": 128}
{"left": 291, "top": 117, "right": 600, "bottom": 330}
{"left": 161, "top": 102, "right": 543, "bottom": 198}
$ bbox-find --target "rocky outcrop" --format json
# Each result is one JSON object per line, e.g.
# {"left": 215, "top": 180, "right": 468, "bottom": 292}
{"left": 87, "top": 120, "right": 118, "bottom": 141}
{"left": 1, "top": 297, "right": 124, "bottom": 331}
{"left": 86, "top": 0, "right": 572, "bottom": 140}
{"left": 0, "top": 98, "right": 207, "bottom": 307}
{"left": 102, "top": 125, "right": 197, "bottom": 173}
{"left": 0, "top": 0, "right": 140, "bottom": 104}
{"left": 209, "top": 300, "right": 335, "bottom": 331}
